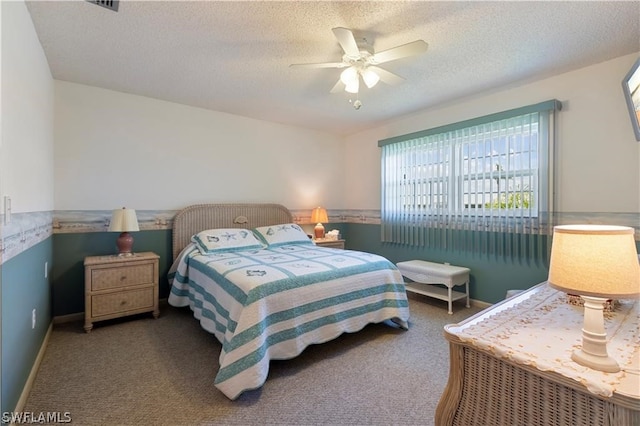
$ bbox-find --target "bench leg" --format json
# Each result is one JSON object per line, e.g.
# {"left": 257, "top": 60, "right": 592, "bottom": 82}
{"left": 447, "top": 287, "right": 453, "bottom": 315}
{"left": 465, "top": 280, "right": 470, "bottom": 308}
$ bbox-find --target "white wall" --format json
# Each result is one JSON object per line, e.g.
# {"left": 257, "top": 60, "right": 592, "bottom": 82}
{"left": 54, "top": 82, "right": 345, "bottom": 211}
{"left": 0, "top": 0, "right": 54, "bottom": 413}
{"left": 1, "top": 1, "right": 54, "bottom": 214}
{"left": 52, "top": 53, "right": 640, "bottom": 215}
{"left": 344, "top": 53, "right": 640, "bottom": 214}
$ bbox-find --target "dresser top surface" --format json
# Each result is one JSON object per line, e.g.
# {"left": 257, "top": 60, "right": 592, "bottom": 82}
{"left": 84, "top": 251, "right": 159, "bottom": 265}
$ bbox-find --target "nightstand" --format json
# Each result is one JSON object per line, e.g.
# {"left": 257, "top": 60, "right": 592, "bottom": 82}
{"left": 84, "top": 251, "right": 159, "bottom": 332}
{"left": 314, "top": 239, "right": 345, "bottom": 249}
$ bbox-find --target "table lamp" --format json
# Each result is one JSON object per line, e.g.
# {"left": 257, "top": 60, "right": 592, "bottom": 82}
{"left": 547, "top": 225, "right": 640, "bottom": 373}
{"left": 108, "top": 207, "right": 140, "bottom": 256}
{"left": 311, "top": 207, "right": 329, "bottom": 239}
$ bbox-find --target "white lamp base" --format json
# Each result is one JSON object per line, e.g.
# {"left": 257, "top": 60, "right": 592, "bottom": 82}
{"left": 573, "top": 295, "right": 620, "bottom": 373}
{"left": 572, "top": 349, "right": 620, "bottom": 373}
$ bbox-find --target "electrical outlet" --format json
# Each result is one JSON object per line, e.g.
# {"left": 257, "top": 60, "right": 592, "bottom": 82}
{"left": 45, "top": 262, "right": 48, "bottom": 278}
{"left": 32, "top": 309, "right": 36, "bottom": 329}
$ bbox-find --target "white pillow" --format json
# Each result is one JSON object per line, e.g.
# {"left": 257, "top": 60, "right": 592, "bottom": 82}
{"left": 252, "top": 223, "right": 313, "bottom": 247}
{"left": 191, "top": 228, "right": 264, "bottom": 254}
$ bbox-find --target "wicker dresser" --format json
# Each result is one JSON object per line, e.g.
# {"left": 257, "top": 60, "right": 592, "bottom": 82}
{"left": 84, "top": 252, "right": 159, "bottom": 332}
{"left": 435, "top": 282, "right": 639, "bottom": 426}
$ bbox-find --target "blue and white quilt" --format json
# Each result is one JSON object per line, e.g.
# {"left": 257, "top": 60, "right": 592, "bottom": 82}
{"left": 168, "top": 243, "right": 410, "bottom": 400}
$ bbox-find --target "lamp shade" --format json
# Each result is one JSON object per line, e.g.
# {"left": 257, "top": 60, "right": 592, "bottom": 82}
{"left": 548, "top": 225, "right": 640, "bottom": 298}
{"left": 108, "top": 208, "right": 140, "bottom": 232}
{"left": 340, "top": 66, "right": 358, "bottom": 86}
{"left": 344, "top": 79, "right": 359, "bottom": 94}
{"left": 340, "top": 66, "right": 360, "bottom": 94}
{"left": 361, "top": 68, "right": 380, "bottom": 88}
{"left": 311, "top": 207, "right": 328, "bottom": 224}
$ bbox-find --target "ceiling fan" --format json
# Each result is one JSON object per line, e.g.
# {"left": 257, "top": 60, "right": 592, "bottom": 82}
{"left": 290, "top": 27, "right": 428, "bottom": 98}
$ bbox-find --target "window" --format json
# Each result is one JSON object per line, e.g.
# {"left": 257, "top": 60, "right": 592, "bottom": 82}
{"left": 379, "top": 100, "right": 561, "bottom": 246}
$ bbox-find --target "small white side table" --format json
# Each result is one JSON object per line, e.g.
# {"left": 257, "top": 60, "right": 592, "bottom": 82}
{"left": 396, "top": 260, "right": 470, "bottom": 314}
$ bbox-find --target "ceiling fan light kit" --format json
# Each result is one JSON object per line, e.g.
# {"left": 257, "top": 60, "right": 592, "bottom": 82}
{"left": 361, "top": 68, "right": 380, "bottom": 89}
{"left": 345, "top": 82, "right": 359, "bottom": 95}
{"left": 290, "top": 27, "right": 428, "bottom": 109}
{"left": 340, "top": 67, "right": 360, "bottom": 93}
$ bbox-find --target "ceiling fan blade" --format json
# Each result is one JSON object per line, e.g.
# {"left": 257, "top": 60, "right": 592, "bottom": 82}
{"left": 368, "top": 66, "right": 405, "bottom": 85}
{"left": 332, "top": 27, "right": 360, "bottom": 57}
{"left": 330, "top": 79, "right": 344, "bottom": 93}
{"left": 372, "top": 40, "right": 428, "bottom": 64}
{"left": 290, "top": 62, "right": 347, "bottom": 69}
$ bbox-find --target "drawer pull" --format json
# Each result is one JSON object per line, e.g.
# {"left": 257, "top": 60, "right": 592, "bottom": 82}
{"left": 120, "top": 300, "right": 127, "bottom": 306}
{"left": 120, "top": 275, "right": 127, "bottom": 281}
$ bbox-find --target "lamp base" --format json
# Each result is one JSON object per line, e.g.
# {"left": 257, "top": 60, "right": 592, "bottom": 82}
{"left": 314, "top": 223, "right": 325, "bottom": 239}
{"left": 571, "top": 349, "right": 620, "bottom": 373}
{"left": 573, "top": 295, "right": 620, "bottom": 373}
{"left": 116, "top": 231, "right": 135, "bottom": 256}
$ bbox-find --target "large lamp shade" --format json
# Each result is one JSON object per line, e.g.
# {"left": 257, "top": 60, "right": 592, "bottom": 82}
{"left": 548, "top": 225, "right": 639, "bottom": 298}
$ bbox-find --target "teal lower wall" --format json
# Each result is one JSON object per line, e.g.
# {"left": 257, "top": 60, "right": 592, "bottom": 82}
{"left": 50, "top": 224, "right": 640, "bottom": 315}
{"left": 1, "top": 238, "right": 52, "bottom": 413}
{"left": 52, "top": 230, "right": 172, "bottom": 316}
{"left": 343, "top": 223, "right": 551, "bottom": 303}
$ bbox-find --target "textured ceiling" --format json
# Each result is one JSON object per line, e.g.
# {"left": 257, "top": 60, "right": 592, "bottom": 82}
{"left": 25, "top": 1, "right": 640, "bottom": 136}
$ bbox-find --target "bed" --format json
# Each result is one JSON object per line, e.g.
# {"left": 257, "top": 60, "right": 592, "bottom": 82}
{"left": 167, "top": 203, "right": 410, "bottom": 399}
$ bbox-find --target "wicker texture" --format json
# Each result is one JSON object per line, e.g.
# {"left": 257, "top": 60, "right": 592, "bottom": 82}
{"left": 91, "top": 264, "right": 154, "bottom": 291}
{"left": 91, "top": 288, "right": 154, "bottom": 317}
{"left": 446, "top": 347, "right": 639, "bottom": 426}
{"left": 84, "top": 252, "right": 160, "bottom": 332}
{"left": 172, "top": 203, "right": 293, "bottom": 260}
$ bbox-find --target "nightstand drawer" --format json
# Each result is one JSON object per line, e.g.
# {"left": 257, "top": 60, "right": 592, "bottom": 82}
{"left": 91, "top": 263, "right": 154, "bottom": 291}
{"left": 91, "top": 287, "right": 154, "bottom": 317}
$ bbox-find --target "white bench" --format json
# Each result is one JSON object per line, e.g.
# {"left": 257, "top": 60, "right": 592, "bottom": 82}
{"left": 396, "top": 260, "right": 471, "bottom": 314}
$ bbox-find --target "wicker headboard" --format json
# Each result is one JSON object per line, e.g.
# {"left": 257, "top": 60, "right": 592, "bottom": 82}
{"left": 172, "top": 203, "right": 294, "bottom": 260}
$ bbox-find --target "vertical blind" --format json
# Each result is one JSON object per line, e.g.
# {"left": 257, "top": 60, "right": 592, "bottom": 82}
{"left": 379, "top": 100, "right": 561, "bottom": 257}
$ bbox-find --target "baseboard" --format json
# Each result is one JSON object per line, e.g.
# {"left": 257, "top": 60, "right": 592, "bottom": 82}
{"left": 13, "top": 322, "right": 53, "bottom": 416}
{"left": 52, "top": 312, "right": 84, "bottom": 324}
{"left": 471, "top": 298, "right": 492, "bottom": 310}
